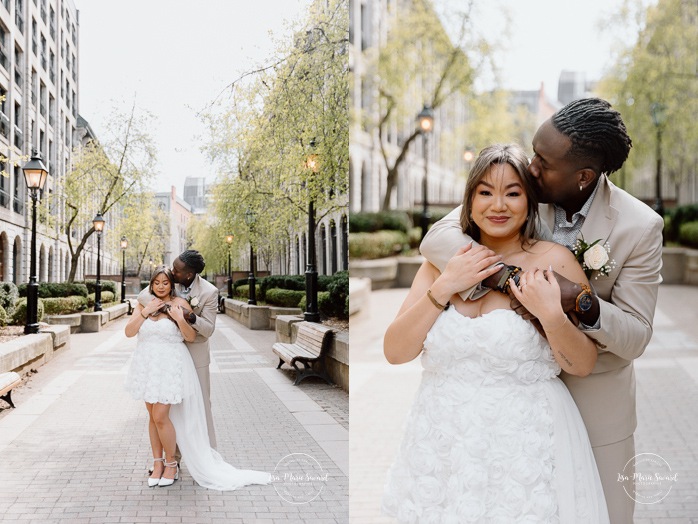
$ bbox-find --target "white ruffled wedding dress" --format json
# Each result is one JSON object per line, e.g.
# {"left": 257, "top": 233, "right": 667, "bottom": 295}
{"left": 382, "top": 308, "right": 609, "bottom": 523}
{"left": 125, "top": 318, "right": 271, "bottom": 490}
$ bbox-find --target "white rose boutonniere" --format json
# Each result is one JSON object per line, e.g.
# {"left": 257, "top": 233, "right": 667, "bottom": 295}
{"left": 187, "top": 296, "right": 200, "bottom": 308}
{"left": 572, "top": 237, "right": 616, "bottom": 279}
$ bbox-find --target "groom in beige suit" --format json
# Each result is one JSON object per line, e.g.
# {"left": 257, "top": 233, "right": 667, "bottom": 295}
{"left": 421, "top": 98, "right": 663, "bottom": 523}
{"left": 138, "top": 250, "right": 220, "bottom": 449}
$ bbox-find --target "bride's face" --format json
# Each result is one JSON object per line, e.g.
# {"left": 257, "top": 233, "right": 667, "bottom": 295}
{"left": 471, "top": 163, "right": 529, "bottom": 242}
{"left": 151, "top": 273, "right": 172, "bottom": 299}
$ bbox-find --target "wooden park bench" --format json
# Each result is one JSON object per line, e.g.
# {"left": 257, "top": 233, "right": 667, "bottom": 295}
{"left": 273, "top": 322, "right": 334, "bottom": 386}
{"left": 0, "top": 371, "right": 22, "bottom": 409}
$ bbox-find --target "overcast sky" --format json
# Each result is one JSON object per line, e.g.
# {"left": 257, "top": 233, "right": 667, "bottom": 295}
{"left": 77, "top": 0, "right": 313, "bottom": 196}
{"left": 77, "top": 0, "right": 649, "bottom": 196}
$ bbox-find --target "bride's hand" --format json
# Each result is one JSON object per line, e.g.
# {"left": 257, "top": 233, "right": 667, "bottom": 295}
{"left": 142, "top": 298, "right": 164, "bottom": 317}
{"left": 435, "top": 242, "right": 503, "bottom": 296}
{"left": 168, "top": 304, "right": 185, "bottom": 322}
{"left": 509, "top": 266, "right": 564, "bottom": 325}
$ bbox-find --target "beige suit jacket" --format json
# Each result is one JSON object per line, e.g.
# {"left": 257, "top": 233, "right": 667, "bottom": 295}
{"left": 137, "top": 274, "right": 219, "bottom": 368}
{"left": 419, "top": 175, "right": 664, "bottom": 446}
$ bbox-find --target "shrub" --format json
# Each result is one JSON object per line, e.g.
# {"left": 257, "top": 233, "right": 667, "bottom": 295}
{"left": 140, "top": 280, "right": 150, "bottom": 290}
{"left": 42, "top": 296, "right": 89, "bottom": 315}
{"left": 259, "top": 275, "right": 306, "bottom": 300}
{"left": 0, "top": 304, "right": 7, "bottom": 327}
{"left": 78, "top": 280, "right": 118, "bottom": 294}
{"left": 298, "top": 291, "right": 332, "bottom": 316}
{"left": 326, "top": 270, "right": 349, "bottom": 319}
{"left": 678, "top": 221, "right": 698, "bottom": 249}
{"left": 265, "top": 288, "right": 305, "bottom": 307}
{"left": 11, "top": 297, "right": 45, "bottom": 325}
{"left": 17, "top": 282, "right": 89, "bottom": 298}
{"left": 668, "top": 203, "right": 698, "bottom": 243}
{"left": 349, "top": 211, "right": 411, "bottom": 233}
{"left": 234, "top": 284, "right": 261, "bottom": 300}
{"left": 0, "top": 282, "right": 19, "bottom": 317}
{"left": 348, "top": 230, "right": 409, "bottom": 259}
{"left": 87, "top": 291, "right": 116, "bottom": 308}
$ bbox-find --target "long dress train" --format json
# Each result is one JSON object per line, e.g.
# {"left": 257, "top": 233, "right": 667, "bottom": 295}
{"left": 125, "top": 318, "right": 271, "bottom": 490}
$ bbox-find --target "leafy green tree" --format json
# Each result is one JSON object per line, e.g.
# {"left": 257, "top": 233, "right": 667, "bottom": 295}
{"left": 50, "top": 104, "right": 157, "bottom": 281}
{"left": 202, "top": 0, "right": 349, "bottom": 272}
{"left": 598, "top": 0, "right": 698, "bottom": 199}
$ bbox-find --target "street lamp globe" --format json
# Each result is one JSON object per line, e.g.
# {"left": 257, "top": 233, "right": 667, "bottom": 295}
{"left": 463, "top": 148, "right": 475, "bottom": 163}
{"left": 22, "top": 151, "right": 49, "bottom": 191}
{"left": 417, "top": 105, "right": 434, "bottom": 134}
{"left": 92, "top": 211, "right": 105, "bottom": 232}
{"left": 120, "top": 236, "right": 128, "bottom": 250}
{"left": 92, "top": 212, "right": 105, "bottom": 312}
{"left": 226, "top": 234, "right": 234, "bottom": 244}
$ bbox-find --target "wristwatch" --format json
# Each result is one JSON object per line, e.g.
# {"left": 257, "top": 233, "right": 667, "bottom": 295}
{"left": 575, "top": 283, "right": 594, "bottom": 313}
{"left": 496, "top": 265, "right": 523, "bottom": 295}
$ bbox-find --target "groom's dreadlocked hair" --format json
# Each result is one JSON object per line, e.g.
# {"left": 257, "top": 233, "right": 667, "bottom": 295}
{"left": 552, "top": 97, "right": 632, "bottom": 175}
{"left": 179, "top": 250, "right": 205, "bottom": 274}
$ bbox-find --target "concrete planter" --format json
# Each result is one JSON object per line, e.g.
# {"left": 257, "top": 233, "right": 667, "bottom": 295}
{"left": 223, "top": 298, "right": 302, "bottom": 330}
{"left": 349, "top": 258, "right": 398, "bottom": 289}
{"left": 0, "top": 324, "right": 70, "bottom": 374}
{"left": 660, "top": 247, "right": 698, "bottom": 285}
{"left": 348, "top": 278, "right": 371, "bottom": 316}
{"left": 684, "top": 249, "right": 698, "bottom": 285}
{"left": 396, "top": 255, "right": 424, "bottom": 288}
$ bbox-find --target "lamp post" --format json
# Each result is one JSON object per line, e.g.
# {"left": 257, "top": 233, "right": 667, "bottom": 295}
{"left": 120, "top": 236, "right": 128, "bottom": 303}
{"left": 463, "top": 146, "right": 475, "bottom": 166}
{"left": 92, "top": 212, "right": 105, "bottom": 311}
{"left": 226, "top": 234, "right": 233, "bottom": 299}
{"left": 244, "top": 210, "right": 257, "bottom": 305}
{"left": 650, "top": 102, "right": 666, "bottom": 219}
{"left": 417, "top": 105, "right": 434, "bottom": 240}
{"left": 22, "top": 150, "right": 49, "bottom": 335}
{"left": 304, "top": 145, "right": 320, "bottom": 323}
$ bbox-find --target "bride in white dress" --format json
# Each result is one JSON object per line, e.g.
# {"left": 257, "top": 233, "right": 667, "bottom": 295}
{"left": 382, "top": 144, "right": 609, "bottom": 522}
{"left": 124, "top": 266, "right": 270, "bottom": 490}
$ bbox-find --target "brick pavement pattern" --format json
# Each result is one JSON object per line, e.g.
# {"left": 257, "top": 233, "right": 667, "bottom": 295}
{"left": 350, "top": 285, "right": 698, "bottom": 524}
{"left": 0, "top": 313, "right": 348, "bottom": 524}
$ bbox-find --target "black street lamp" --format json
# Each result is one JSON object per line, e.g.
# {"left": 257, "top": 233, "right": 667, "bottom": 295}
{"left": 304, "top": 145, "right": 320, "bottom": 323}
{"left": 650, "top": 102, "right": 667, "bottom": 219}
{"left": 417, "top": 105, "right": 434, "bottom": 240}
{"left": 92, "top": 212, "right": 105, "bottom": 311}
{"left": 120, "top": 236, "right": 128, "bottom": 303}
{"left": 244, "top": 210, "right": 257, "bottom": 305}
{"left": 226, "top": 234, "right": 233, "bottom": 299}
{"left": 22, "top": 151, "right": 49, "bottom": 335}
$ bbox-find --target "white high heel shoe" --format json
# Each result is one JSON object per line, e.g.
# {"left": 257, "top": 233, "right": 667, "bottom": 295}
{"left": 158, "top": 460, "right": 179, "bottom": 487}
{"left": 147, "top": 458, "right": 165, "bottom": 487}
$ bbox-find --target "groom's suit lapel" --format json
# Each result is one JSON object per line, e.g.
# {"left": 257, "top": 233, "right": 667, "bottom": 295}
{"left": 580, "top": 175, "right": 618, "bottom": 251}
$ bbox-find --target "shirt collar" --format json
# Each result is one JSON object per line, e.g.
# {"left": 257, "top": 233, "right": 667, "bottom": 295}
{"left": 554, "top": 175, "right": 602, "bottom": 225}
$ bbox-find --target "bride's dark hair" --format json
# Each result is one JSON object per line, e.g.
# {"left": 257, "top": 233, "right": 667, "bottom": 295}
{"left": 459, "top": 143, "right": 539, "bottom": 243}
{"left": 149, "top": 265, "right": 177, "bottom": 297}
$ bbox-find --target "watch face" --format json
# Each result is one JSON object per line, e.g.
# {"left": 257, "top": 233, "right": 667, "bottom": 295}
{"left": 578, "top": 294, "right": 593, "bottom": 312}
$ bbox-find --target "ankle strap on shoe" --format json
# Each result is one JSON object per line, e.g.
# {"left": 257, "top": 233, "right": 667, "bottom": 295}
{"left": 164, "top": 460, "right": 178, "bottom": 467}
{"left": 153, "top": 458, "right": 165, "bottom": 463}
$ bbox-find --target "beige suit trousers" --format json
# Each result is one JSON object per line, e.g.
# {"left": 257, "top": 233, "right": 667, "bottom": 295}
{"left": 593, "top": 436, "right": 635, "bottom": 524}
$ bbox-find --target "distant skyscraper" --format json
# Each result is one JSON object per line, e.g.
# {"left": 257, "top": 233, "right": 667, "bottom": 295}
{"left": 183, "top": 176, "right": 207, "bottom": 213}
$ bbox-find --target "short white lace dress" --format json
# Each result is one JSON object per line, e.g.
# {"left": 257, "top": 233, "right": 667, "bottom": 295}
{"left": 124, "top": 318, "right": 192, "bottom": 404}
{"left": 382, "top": 308, "right": 609, "bottom": 523}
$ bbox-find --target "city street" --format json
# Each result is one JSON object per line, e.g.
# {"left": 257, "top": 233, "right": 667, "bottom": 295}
{"left": 350, "top": 284, "right": 698, "bottom": 523}
{"left": 0, "top": 313, "right": 348, "bottom": 524}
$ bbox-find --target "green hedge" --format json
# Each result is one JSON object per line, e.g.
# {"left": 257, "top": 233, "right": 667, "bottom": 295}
{"left": 326, "top": 270, "right": 349, "bottom": 318}
{"left": 18, "top": 282, "right": 89, "bottom": 298}
{"left": 678, "top": 221, "right": 698, "bottom": 248}
{"left": 0, "top": 282, "right": 19, "bottom": 317}
{"left": 349, "top": 211, "right": 412, "bottom": 233}
{"left": 42, "top": 296, "right": 89, "bottom": 315}
{"left": 349, "top": 230, "right": 409, "bottom": 259}
{"left": 667, "top": 204, "right": 698, "bottom": 243}
{"left": 87, "top": 291, "right": 116, "bottom": 308}
{"left": 77, "top": 280, "right": 118, "bottom": 294}
{"left": 299, "top": 291, "right": 332, "bottom": 316}
{"left": 11, "top": 297, "right": 44, "bottom": 325}
{"left": 234, "top": 284, "right": 262, "bottom": 300}
{"left": 265, "top": 288, "right": 305, "bottom": 307}
{"left": 0, "top": 304, "right": 7, "bottom": 327}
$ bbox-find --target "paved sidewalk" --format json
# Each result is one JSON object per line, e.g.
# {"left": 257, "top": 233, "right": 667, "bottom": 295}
{"left": 0, "top": 312, "right": 348, "bottom": 523}
{"left": 349, "top": 284, "right": 698, "bottom": 523}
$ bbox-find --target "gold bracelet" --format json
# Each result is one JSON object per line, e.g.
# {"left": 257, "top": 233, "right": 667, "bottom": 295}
{"left": 140, "top": 311, "right": 148, "bottom": 320}
{"left": 544, "top": 316, "right": 568, "bottom": 334}
{"left": 426, "top": 289, "right": 450, "bottom": 310}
